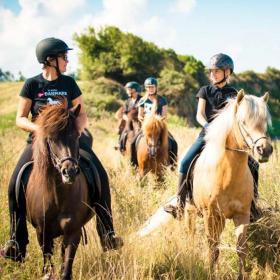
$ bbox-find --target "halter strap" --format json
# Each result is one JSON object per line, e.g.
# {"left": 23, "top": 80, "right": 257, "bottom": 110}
{"left": 47, "top": 140, "right": 79, "bottom": 171}
{"left": 226, "top": 121, "right": 268, "bottom": 155}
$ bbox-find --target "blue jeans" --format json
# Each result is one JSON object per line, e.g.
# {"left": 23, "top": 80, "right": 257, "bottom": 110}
{"left": 179, "top": 133, "right": 205, "bottom": 174}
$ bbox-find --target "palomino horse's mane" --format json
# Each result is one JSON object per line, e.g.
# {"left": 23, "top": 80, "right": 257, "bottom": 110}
{"left": 142, "top": 114, "right": 169, "bottom": 150}
{"left": 202, "top": 94, "right": 271, "bottom": 165}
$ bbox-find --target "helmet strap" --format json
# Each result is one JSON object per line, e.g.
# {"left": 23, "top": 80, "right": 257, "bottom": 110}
{"left": 43, "top": 57, "right": 61, "bottom": 76}
{"left": 214, "top": 70, "right": 227, "bottom": 86}
{"left": 54, "top": 57, "right": 61, "bottom": 76}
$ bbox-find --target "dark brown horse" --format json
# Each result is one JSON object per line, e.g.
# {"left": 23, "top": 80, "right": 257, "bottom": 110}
{"left": 26, "top": 101, "right": 94, "bottom": 280}
{"left": 136, "top": 114, "right": 169, "bottom": 179}
{"left": 122, "top": 108, "right": 141, "bottom": 156}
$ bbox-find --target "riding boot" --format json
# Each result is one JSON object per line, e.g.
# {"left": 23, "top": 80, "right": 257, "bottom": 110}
{"left": 248, "top": 156, "right": 260, "bottom": 222}
{"left": 168, "top": 137, "right": 178, "bottom": 168}
{"left": 119, "top": 131, "right": 127, "bottom": 152}
{"left": 130, "top": 141, "right": 137, "bottom": 166}
{"left": 95, "top": 213, "right": 124, "bottom": 252}
{"left": 2, "top": 211, "right": 28, "bottom": 262}
{"left": 164, "top": 173, "right": 189, "bottom": 220}
{"left": 100, "top": 232, "right": 124, "bottom": 252}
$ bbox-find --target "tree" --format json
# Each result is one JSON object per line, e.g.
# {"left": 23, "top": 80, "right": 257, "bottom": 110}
{"left": 0, "top": 68, "right": 14, "bottom": 82}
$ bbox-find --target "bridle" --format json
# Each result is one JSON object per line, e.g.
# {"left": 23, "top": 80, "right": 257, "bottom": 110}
{"left": 47, "top": 139, "right": 80, "bottom": 172}
{"left": 226, "top": 121, "right": 268, "bottom": 155}
{"left": 146, "top": 132, "right": 161, "bottom": 158}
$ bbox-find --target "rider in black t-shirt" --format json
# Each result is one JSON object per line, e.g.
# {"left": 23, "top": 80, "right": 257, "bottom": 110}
{"left": 2, "top": 38, "right": 122, "bottom": 262}
{"left": 164, "top": 53, "right": 260, "bottom": 220}
{"left": 130, "top": 77, "right": 178, "bottom": 167}
{"left": 117, "top": 81, "right": 142, "bottom": 152}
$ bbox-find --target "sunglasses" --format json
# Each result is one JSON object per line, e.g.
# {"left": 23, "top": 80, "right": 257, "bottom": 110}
{"left": 57, "top": 54, "right": 68, "bottom": 61}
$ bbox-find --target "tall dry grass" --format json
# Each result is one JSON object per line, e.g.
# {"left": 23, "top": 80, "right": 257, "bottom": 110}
{"left": 0, "top": 82, "right": 279, "bottom": 279}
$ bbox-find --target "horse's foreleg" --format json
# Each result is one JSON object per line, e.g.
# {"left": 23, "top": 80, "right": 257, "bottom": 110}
{"left": 233, "top": 215, "right": 250, "bottom": 280}
{"left": 61, "top": 230, "right": 81, "bottom": 280}
{"left": 204, "top": 211, "right": 225, "bottom": 275}
{"left": 186, "top": 203, "right": 197, "bottom": 239}
{"left": 138, "top": 159, "right": 146, "bottom": 179}
{"left": 36, "top": 228, "right": 54, "bottom": 278}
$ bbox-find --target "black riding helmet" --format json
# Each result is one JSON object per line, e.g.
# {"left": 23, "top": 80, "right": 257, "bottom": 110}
{"left": 144, "top": 77, "right": 158, "bottom": 87}
{"left": 36, "top": 37, "right": 73, "bottom": 64}
{"left": 125, "top": 81, "right": 141, "bottom": 92}
{"left": 208, "top": 53, "right": 234, "bottom": 74}
{"left": 208, "top": 53, "right": 234, "bottom": 85}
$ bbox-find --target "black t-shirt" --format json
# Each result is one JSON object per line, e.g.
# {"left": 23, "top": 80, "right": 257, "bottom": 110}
{"left": 20, "top": 74, "right": 82, "bottom": 143}
{"left": 196, "top": 84, "right": 237, "bottom": 122}
{"left": 20, "top": 74, "right": 82, "bottom": 121}
{"left": 124, "top": 95, "right": 142, "bottom": 114}
{"left": 138, "top": 95, "right": 167, "bottom": 116}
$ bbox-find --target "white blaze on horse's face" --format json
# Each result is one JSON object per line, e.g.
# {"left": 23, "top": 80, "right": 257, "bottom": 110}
{"left": 147, "top": 133, "right": 159, "bottom": 158}
{"left": 48, "top": 137, "right": 80, "bottom": 184}
{"left": 236, "top": 90, "right": 273, "bottom": 163}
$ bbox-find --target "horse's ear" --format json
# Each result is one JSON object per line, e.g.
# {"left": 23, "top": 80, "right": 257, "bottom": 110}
{"left": 237, "top": 89, "right": 245, "bottom": 105}
{"left": 262, "top": 92, "right": 269, "bottom": 103}
{"left": 70, "top": 104, "right": 81, "bottom": 118}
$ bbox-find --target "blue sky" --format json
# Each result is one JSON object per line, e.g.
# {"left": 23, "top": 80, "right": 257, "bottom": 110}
{"left": 1, "top": 0, "right": 280, "bottom": 78}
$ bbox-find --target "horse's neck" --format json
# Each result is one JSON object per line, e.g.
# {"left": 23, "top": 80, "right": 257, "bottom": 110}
{"left": 225, "top": 130, "right": 249, "bottom": 166}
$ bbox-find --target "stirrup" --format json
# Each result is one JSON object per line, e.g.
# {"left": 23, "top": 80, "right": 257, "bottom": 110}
{"left": 1, "top": 239, "right": 25, "bottom": 262}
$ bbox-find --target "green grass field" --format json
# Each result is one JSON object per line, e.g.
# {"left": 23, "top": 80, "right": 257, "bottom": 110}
{"left": 0, "top": 82, "right": 279, "bottom": 279}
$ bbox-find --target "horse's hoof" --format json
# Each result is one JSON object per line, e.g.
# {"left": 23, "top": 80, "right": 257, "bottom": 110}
{"left": 42, "top": 272, "right": 56, "bottom": 280}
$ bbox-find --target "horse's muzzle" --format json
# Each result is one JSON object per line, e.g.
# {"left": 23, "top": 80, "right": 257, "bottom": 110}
{"left": 148, "top": 146, "right": 158, "bottom": 158}
{"left": 61, "top": 166, "right": 80, "bottom": 184}
{"left": 254, "top": 139, "right": 273, "bottom": 163}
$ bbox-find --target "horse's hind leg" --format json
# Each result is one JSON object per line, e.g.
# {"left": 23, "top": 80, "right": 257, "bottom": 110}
{"left": 61, "top": 230, "right": 81, "bottom": 280}
{"left": 233, "top": 215, "right": 250, "bottom": 280}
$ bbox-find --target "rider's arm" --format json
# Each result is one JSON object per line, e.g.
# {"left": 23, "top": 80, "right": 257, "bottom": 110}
{"left": 16, "top": 96, "right": 39, "bottom": 132}
{"left": 72, "top": 96, "right": 88, "bottom": 135}
{"left": 196, "top": 98, "right": 208, "bottom": 127}
{"left": 161, "top": 105, "right": 167, "bottom": 120}
{"left": 138, "top": 106, "right": 145, "bottom": 122}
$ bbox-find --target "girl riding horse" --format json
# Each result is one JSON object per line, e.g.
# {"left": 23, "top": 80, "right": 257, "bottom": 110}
{"left": 164, "top": 53, "right": 260, "bottom": 221}
{"left": 130, "top": 77, "right": 178, "bottom": 169}
{"left": 2, "top": 37, "right": 122, "bottom": 262}
{"left": 116, "top": 81, "right": 142, "bottom": 153}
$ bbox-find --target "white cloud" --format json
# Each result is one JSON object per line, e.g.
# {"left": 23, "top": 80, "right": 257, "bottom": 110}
{"left": 0, "top": 0, "right": 200, "bottom": 78}
{"left": 91, "top": 0, "right": 148, "bottom": 30}
{"left": 90, "top": 0, "right": 178, "bottom": 51}
{"left": 0, "top": 0, "right": 90, "bottom": 77}
{"left": 172, "top": 0, "right": 196, "bottom": 13}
